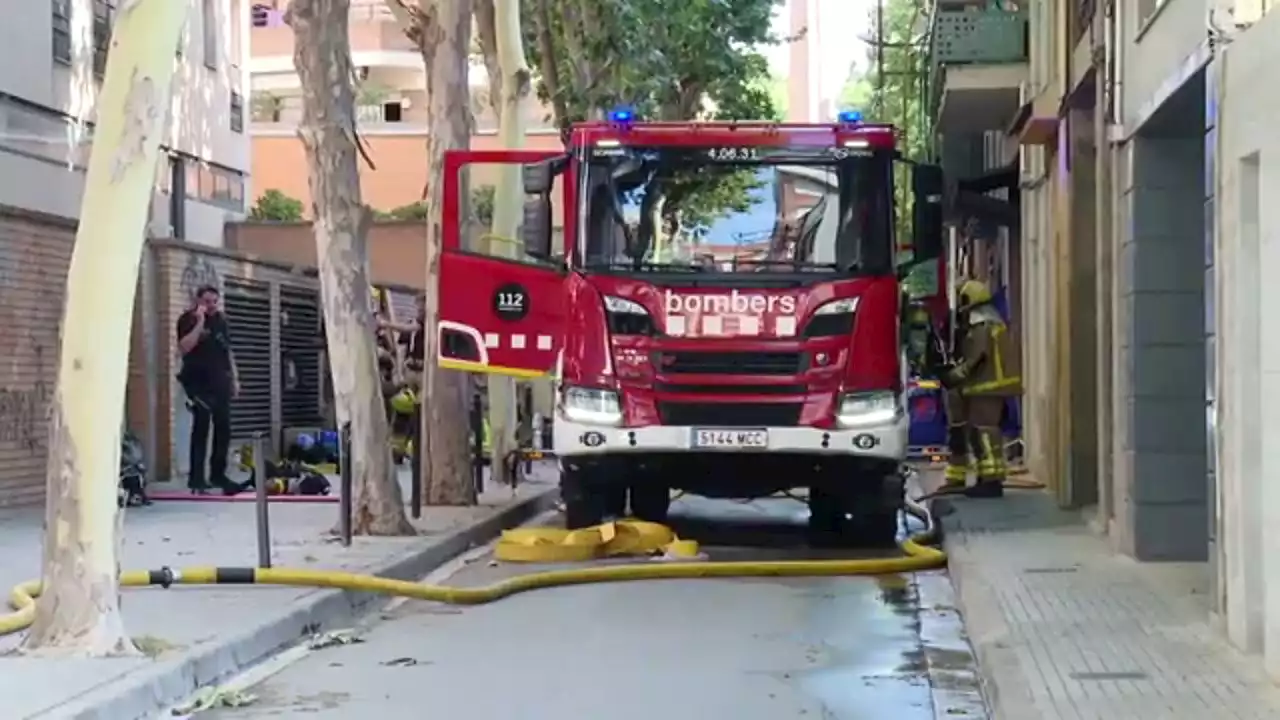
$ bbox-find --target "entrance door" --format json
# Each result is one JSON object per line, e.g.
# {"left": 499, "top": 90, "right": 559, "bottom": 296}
{"left": 437, "top": 149, "right": 569, "bottom": 379}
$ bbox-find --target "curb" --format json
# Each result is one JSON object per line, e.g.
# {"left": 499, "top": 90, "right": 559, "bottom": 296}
{"left": 936, "top": 499, "right": 1041, "bottom": 720}
{"left": 41, "top": 487, "right": 561, "bottom": 720}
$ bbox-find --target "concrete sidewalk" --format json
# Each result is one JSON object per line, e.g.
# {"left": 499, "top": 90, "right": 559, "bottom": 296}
{"left": 0, "top": 466, "right": 559, "bottom": 720}
{"left": 937, "top": 485, "right": 1280, "bottom": 719}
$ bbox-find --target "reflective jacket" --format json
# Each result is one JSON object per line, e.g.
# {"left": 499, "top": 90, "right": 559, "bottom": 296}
{"left": 951, "top": 305, "right": 1022, "bottom": 397}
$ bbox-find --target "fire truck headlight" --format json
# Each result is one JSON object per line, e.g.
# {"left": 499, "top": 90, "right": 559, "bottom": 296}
{"left": 805, "top": 297, "right": 859, "bottom": 337}
{"left": 603, "top": 295, "right": 655, "bottom": 336}
{"left": 604, "top": 295, "right": 648, "bottom": 315}
{"left": 561, "top": 387, "right": 623, "bottom": 426}
{"left": 836, "top": 391, "right": 899, "bottom": 429}
{"left": 813, "top": 297, "right": 860, "bottom": 315}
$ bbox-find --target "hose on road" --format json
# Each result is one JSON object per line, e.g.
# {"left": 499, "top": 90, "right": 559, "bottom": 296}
{"left": 1, "top": 495, "right": 950, "bottom": 637}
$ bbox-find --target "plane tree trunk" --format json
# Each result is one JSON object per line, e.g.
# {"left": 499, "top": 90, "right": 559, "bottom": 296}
{"left": 22, "top": 0, "right": 189, "bottom": 657}
{"left": 290, "top": 0, "right": 414, "bottom": 533}
{"left": 386, "top": 0, "right": 477, "bottom": 505}
{"left": 475, "top": 0, "right": 533, "bottom": 482}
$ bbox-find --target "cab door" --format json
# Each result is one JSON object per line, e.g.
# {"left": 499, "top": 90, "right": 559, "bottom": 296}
{"left": 437, "top": 149, "right": 570, "bottom": 379}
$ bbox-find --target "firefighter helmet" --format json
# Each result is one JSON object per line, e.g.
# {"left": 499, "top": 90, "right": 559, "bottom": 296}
{"left": 957, "top": 279, "right": 993, "bottom": 311}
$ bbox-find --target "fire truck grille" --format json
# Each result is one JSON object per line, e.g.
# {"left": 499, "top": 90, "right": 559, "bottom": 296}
{"left": 657, "top": 351, "right": 803, "bottom": 375}
{"left": 658, "top": 402, "right": 803, "bottom": 427}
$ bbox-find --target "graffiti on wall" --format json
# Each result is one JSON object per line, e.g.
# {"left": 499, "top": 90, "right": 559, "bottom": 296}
{"left": 0, "top": 380, "right": 50, "bottom": 454}
{"left": 179, "top": 253, "right": 221, "bottom": 303}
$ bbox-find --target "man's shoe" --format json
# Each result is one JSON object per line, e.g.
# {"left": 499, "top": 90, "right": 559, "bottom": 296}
{"left": 212, "top": 477, "right": 245, "bottom": 496}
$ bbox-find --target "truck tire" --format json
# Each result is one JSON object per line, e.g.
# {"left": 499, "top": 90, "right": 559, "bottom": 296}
{"left": 561, "top": 465, "right": 605, "bottom": 530}
{"left": 848, "top": 473, "right": 904, "bottom": 548}
{"left": 806, "top": 486, "right": 848, "bottom": 546}
{"left": 628, "top": 481, "right": 670, "bottom": 524}
{"left": 603, "top": 484, "right": 628, "bottom": 518}
{"left": 851, "top": 507, "right": 900, "bottom": 548}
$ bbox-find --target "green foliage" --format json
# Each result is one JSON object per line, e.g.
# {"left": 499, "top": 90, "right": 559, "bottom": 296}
{"left": 838, "top": 0, "right": 932, "bottom": 258}
{"left": 471, "top": 184, "right": 495, "bottom": 228}
{"left": 249, "top": 189, "right": 304, "bottom": 222}
{"left": 661, "top": 168, "right": 763, "bottom": 237}
{"left": 372, "top": 186, "right": 494, "bottom": 225}
{"left": 525, "top": 0, "right": 783, "bottom": 233}
{"left": 375, "top": 202, "right": 428, "bottom": 221}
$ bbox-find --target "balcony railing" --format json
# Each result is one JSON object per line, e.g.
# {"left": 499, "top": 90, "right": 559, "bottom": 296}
{"left": 932, "top": 3, "right": 1028, "bottom": 66}
{"left": 926, "top": 3, "right": 1029, "bottom": 136}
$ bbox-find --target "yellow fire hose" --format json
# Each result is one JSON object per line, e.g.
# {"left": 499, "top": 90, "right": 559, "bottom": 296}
{"left": 0, "top": 495, "right": 951, "bottom": 638}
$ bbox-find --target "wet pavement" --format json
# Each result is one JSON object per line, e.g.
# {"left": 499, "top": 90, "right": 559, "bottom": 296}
{"left": 200, "top": 496, "right": 987, "bottom": 720}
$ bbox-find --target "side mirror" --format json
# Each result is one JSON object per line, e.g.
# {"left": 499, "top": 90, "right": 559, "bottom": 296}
{"left": 522, "top": 163, "right": 553, "bottom": 195}
{"left": 911, "top": 163, "right": 944, "bottom": 261}
{"left": 522, "top": 155, "right": 568, "bottom": 195}
{"left": 521, "top": 197, "right": 552, "bottom": 259}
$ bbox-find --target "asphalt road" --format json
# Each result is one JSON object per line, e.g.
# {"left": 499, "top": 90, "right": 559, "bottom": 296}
{"left": 202, "top": 496, "right": 987, "bottom": 720}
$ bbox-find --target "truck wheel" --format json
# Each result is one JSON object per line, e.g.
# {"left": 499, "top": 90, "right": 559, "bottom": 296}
{"left": 851, "top": 507, "right": 901, "bottom": 548}
{"left": 848, "top": 474, "right": 904, "bottom": 548}
{"left": 807, "top": 486, "right": 849, "bottom": 546}
{"left": 629, "top": 481, "right": 670, "bottom": 524}
{"left": 561, "top": 465, "right": 605, "bottom": 530}
{"left": 603, "top": 484, "right": 628, "bottom": 518}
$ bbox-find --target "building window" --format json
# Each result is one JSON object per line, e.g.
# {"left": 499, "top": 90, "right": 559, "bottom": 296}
{"left": 182, "top": 157, "right": 246, "bottom": 211}
{"left": 93, "top": 0, "right": 116, "bottom": 77}
{"left": 230, "top": 91, "right": 244, "bottom": 133}
{"left": 52, "top": 0, "right": 72, "bottom": 65}
{"left": 202, "top": 0, "right": 217, "bottom": 70}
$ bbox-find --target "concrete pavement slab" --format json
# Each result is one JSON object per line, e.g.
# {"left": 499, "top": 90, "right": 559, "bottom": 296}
{"left": 0, "top": 466, "right": 559, "bottom": 720}
{"left": 936, "top": 482, "right": 1280, "bottom": 719}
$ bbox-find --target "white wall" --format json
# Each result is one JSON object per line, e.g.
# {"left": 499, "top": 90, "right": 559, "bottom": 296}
{"left": 0, "top": 0, "right": 249, "bottom": 244}
{"left": 1121, "top": 0, "right": 1211, "bottom": 132}
{"left": 1215, "top": 6, "right": 1280, "bottom": 679}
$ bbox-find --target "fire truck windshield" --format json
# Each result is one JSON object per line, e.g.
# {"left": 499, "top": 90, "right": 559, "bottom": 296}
{"left": 579, "top": 145, "right": 894, "bottom": 276}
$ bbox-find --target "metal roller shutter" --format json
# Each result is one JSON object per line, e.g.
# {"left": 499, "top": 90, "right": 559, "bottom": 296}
{"left": 223, "top": 277, "right": 272, "bottom": 438}
{"left": 279, "top": 284, "right": 324, "bottom": 427}
{"left": 385, "top": 288, "right": 417, "bottom": 324}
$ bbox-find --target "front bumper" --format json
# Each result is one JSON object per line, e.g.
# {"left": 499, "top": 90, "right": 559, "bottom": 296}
{"left": 553, "top": 413, "right": 908, "bottom": 461}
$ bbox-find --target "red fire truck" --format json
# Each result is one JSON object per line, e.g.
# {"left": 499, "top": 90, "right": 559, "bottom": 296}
{"left": 436, "top": 109, "right": 943, "bottom": 545}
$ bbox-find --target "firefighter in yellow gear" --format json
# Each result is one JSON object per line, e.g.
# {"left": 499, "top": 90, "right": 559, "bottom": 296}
{"left": 942, "top": 279, "right": 1022, "bottom": 497}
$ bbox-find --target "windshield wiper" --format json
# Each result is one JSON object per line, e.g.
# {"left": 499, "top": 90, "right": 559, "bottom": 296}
{"left": 735, "top": 260, "right": 842, "bottom": 271}
{"left": 581, "top": 261, "right": 706, "bottom": 273}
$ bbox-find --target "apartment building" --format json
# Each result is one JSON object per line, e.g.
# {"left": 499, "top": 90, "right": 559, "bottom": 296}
{"left": 0, "top": 0, "right": 250, "bottom": 506}
{"left": 247, "top": 0, "right": 562, "bottom": 214}
{"left": 965, "top": 0, "right": 1280, "bottom": 678}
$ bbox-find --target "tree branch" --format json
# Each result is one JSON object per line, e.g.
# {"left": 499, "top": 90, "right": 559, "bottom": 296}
{"left": 383, "top": 0, "right": 426, "bottom": 43}
{"left": 473, "top": 0, "right": 502, "bottom": 115}
{"left": 532, "top": 0, "right": 570, "bottom": 137}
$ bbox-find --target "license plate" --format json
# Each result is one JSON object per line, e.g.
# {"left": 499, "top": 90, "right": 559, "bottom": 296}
{"left": 692, "top": 428, "right": 769, "bottom": 449}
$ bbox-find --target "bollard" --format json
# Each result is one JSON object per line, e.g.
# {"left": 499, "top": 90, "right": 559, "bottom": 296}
{"left": 521, "top": 385, "right": 534, "bottom": 475}
{"left": 252, "top": 433, "right": 271, "bottom": 569}
{"left": 410, "top": 405, "right": 422, "bottom": 519}
{"left": 339, "top": 422, "right": 353, "bottom": 547}
{"left": 470, "top": 390, "right": 485, "bottom": 495}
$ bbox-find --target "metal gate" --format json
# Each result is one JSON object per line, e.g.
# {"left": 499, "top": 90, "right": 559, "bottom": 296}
{"left": 279, "top": 285, "right": 324, "bottom": 427}
{"left": 223, "top": 277, "right": 272, "bottom": 439}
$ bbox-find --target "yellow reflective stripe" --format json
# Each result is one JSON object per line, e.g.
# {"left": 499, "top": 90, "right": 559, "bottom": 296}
{"left": 962, "top": 375, "right": 1022, "bottom": 394}
{"left": 991, "top": 325, "right": 1006, "bottom": 381}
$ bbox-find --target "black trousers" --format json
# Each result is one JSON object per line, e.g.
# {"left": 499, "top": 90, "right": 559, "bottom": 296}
{"left": 188, "top": 388, "right": 232, "bottom": 489}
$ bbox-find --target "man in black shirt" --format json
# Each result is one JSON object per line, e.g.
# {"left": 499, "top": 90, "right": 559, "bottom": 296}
{"left": 176, "top": 286, "right": 241, "bottom": 494}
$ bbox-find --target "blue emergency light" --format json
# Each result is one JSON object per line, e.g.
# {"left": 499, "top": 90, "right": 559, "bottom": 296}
{"left": 609, "top": 106, "right": 638, "bottom": 123}
{"left": 837, "top": 109, "right": 863, "bottom": 124}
